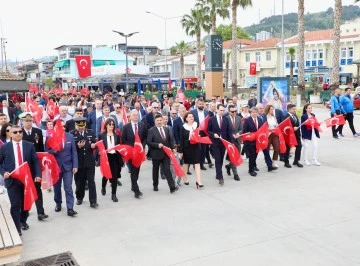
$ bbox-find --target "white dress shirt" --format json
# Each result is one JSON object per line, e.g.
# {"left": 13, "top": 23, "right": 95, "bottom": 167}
{"left": 12, "top": 141, "right": 23, "bottom": 168}
{"left": 197, "top": 109, "right": 205, "bottom": 124}
{"left": 96, "top": 110, "right": 103, "bottom": 119}
{"left": 107, "top": 135, "right": 116, "bottom": 154}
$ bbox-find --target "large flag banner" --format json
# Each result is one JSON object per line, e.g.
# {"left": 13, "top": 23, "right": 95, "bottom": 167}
{"left": 37, "top": 152, "right": 60, "bottom": 190}
{"left": 95, "top": 140, "right": 112, "bottom": 179}
{"left": 10, "top": 162, "right": 38, "bottom": 211}
{"left": 199, "top": 115, "right": 211, "bottom": 136}
{"left": 240, "top": 132, "right": 257, "bottom": 142}
{"left": 47, "top": 120, "right": 65, "bottom": 151}
{"left": 132, "top": 132, "right": 145, "bottom": 168}
{"left": 249, "top": 62, "right": 257, "bottom": 75}
{"left": 25, "top": 94, "right": 42, "bottom": 126}
{"left": 278, "top": 117, "right": 298, "bottom": 147}
{"left": 122, "top": 107, "right": 128, "bottom": 125}
{"left": 302, "top": 116, "right": 322, "bottom": 132}
{"left": 256, "top": 122, "right": 269, "bottom": 153}
{"left": 271, "top": 127, "right": 287, "bottom": 153}
{"left": 325, "top": 115, "right": 346, "bottom": 128}
{"left": 75, "top": 55, "right": 92, "bottom": 78}
{"left": 220, "top": 138, "right": 243, "bottom": 166}
{"left": 190, "top": 128, "right": 212, "bottom": 144}
{"left": 46, "top": 100, "right": 59, "bottom": 118}
{"left": 162, "top": 146, "right": 184, "bottom": 178}
{"left": 107, "top": 144, "right": 134, "bottom": 162}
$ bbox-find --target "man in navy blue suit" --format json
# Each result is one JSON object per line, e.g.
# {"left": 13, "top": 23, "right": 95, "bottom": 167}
{"left": 46, "top": 119, "right": 79, "bottom": 217}
{"left": 95, "top": 106, "right": 118, "bottom": 137}
{"left": 207, "top": 104, "right": 234, "bottom": 185}
{"left": 87, "top": 99, "right": 104, "bottom": 138}
{"left": 0, "top": 125, "right": 41, "bottom": 235}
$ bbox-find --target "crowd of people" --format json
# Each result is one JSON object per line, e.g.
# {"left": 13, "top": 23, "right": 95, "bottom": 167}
{"left": 0, "top": 87, "right": 357, "bottom": 237}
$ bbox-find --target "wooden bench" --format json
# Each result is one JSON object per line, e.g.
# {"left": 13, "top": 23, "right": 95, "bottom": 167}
{"left": 0, "top": 200, "right": 23, "bottom": 265}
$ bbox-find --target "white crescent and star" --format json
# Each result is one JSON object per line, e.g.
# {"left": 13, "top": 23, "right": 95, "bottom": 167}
{"left": 283, "top": 126, "right": 291, "bottom": 135}
{"left": 258, "top": 133, "right": 267, "bottom": 144}
{"left": 79, "top": 59, "right": 88, "bottom": 70}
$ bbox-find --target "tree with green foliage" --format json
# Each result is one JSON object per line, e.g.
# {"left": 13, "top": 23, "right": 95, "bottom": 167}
{"left": 216, "top": 24, "right": 250, "bottom": 41}
{"left": 44, "top": 77, "right": 55, "bottom": 89}
{"left": 196, "top": 0, "right": 230, "bottom": 34}
{"left": 173, "top": 41, "right": 190, "bottom": 83}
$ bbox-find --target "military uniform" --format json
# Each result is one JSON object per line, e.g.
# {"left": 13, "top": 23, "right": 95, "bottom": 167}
{"left": 71, "top": 118, "right": 98, "bottom": 207}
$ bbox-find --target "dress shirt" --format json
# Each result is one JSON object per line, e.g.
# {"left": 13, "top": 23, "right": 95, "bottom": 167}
{"left": 107, "top": 135, "right": 116, "bottom": 154}
{"left": 198, "top": 109, "right": 205, "bottom": 124}
{"left": 12, "top": 140, "right": 23, "bottom": 168}
{"left": 267, "top": 115, "right": 277, "bottom": 129}
{"left": 96, "top": 110, "right": 103, "bottom": 119}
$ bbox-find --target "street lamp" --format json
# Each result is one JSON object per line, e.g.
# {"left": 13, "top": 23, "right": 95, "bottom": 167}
{"left": 112, "top": 30, "right": 139, "bottom": 93}
{"left": 146, "top": 11, "right": 182, "bottom": 74}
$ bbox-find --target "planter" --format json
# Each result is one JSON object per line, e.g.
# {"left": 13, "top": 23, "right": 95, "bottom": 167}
{"left": 309, "top": 94, "right": 322, "bottom": 104}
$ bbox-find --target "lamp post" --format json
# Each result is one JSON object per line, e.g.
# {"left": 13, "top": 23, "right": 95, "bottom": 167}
{"left": 112, "top": 30, "right": 139, "bottom": 93}
{"left": 145, "top": 11, "right": 182, "bottom": 75}
{"left": 281, "top": 0, "right": 285, "bottom": 77}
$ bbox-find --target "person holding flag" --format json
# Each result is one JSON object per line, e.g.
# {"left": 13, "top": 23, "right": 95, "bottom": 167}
{"left": 330, "top": 88, "right": 344, "bottom": 139}
{"left": 301, "top": 104, "right": 321, "bottom": 166}
{"left": 339, "top": 88, "right": 359, "bottom": 137}
{"left": 0, "top": 125, "right": 41, "bottom": 235}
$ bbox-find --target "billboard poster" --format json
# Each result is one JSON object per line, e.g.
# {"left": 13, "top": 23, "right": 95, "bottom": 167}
{"left": 258, "top": 77, "right": 290, "bottom": 111}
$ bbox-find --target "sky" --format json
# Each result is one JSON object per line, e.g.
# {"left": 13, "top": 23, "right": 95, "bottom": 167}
{"left": 0, "top": 0, "right": 358, "bottom": 61}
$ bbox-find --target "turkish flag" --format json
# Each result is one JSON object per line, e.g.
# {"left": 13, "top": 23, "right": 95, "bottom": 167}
{"left": 80, "top": 87, "right": 90, "bottom": 96}
{"left": 270, "top": 127, "right": 287, "bottom": 153}
{"left": 240, "top": 132, "right": 257, "bottom": 142}
{"left": 46, "top": 100, "right": 59, "bottom": 118}
{"left": 95, "top": 140, "right": 112, "bottom": 179}
{"left": 10, "top": 162, "right": 38, "bottom": 211}
{"left": 122, "top": 106, "right": 128, "bottom": 125}
{"left": 29, "top": 85, "right": 39, "bottom": 94}
{"left": 107, "top": 144, "right": 133, "bottom": 162}
{"left": 256, "top": 122, "right": 269, "bottom": 153}
{"left": 278, "top": 117, "right": 298, "bottom": 147}
{"left": 132, "top": 132, "right": 145, "bottom": 168}
{"left": 249, "top": 62, "right": 257, "bottom": 75}
{"left": 302, "top": 116, "right": 322, "bottom": 132}
{"left": 25, "top": 94, "right": 42, "bottom": 126}
{"left": 36, "top": 152, "right": 60, "bottom": 190}
{"left": 325, "top": 115, "right": 346, "bottom": 128}
{"left": 47, "top": 119, "right": 65, "bottom": 151}
{"left": 53, "top": 88, "right": 63, "bottom": 95}
{"left": 75, "top": 55, "right": 92, "bottom": 78}
{"left": 0, "top": 140, "right": 3, "bottom": 148}
{"left": 176, "top": 88, "right": 186, "bottom": 103}
{"left": 162, "top": 146, "right": 184, "bottom": 177}
{"left": 199, "top": 115, "right": 211, "bottom": 136}
{"left": 190, "top": 128, "right": 212, "bottom": 144}
{"left": 220, "top": 138, "right": 243, "bottom": 166}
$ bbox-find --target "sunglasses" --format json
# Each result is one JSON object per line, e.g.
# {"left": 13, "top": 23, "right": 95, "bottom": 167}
{"left": 153, "top": 107, "right": 159, "bottom": 109}
{"left": 230, "top": 111, "right": 237, "bottom": 113}
{"left": 12, "top": 130, "right": 23, "bottom": 134}
{"left": 115, "top": 106, "right": 121, "bottom": 109}
{"left": 24, "top": 120, "right": 32, "bottom": 122}
{"left": 171, "top": 113, "right": 177, "bottom": 115}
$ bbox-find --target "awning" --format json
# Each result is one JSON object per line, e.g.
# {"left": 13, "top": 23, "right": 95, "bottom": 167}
{"left": 93, "top": 60, "right": 116, "bottom": 67}
{"left": 55, "top": 60, "right": 70, "bottom": 68}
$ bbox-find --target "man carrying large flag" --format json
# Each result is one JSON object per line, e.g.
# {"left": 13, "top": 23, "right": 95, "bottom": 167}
{"left": 0, "top": 125, "right": 41, "bottom": 236}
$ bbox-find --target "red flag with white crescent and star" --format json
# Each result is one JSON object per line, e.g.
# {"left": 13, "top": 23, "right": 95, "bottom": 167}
{"left": 256, "top": 122, "right": 269, "bottom": 153}
{"left": 199, "top": 115, "right": 211, "bottom": 136}
{"left": 270, "top": 127, "right": 287, "bottom": 153}
{"left": 162, "top": 146, "right": 184, "bottom": 178}
{"left": 107, "top": 144, "right": 134, "bottom": 162}
{"left": 249, "top": 62, "right": 257, "bottom": 75}
{"left": 95, "top": 140, "right": 113, "bottom": 179}
{"left": 189, "top": 128, "right": 212, "bottom": 144}
{"left": 36, "top": 152, "right": 60, "bottom": 190}
{"left": 240, "top": 132, "right": 257, "bottom": 142}
{"left": 302, "top": 116, "right": 322, "bottom": 132}
{"left": 278, "top": 117, "right": 298, "bottom": 147}
{"left": 75, "top": 55, "right": 92, "bottom": 78}
{"left": 25, "top": 94, "right": 42, "bottom": 126}
{"left": 46, "top": 119, "right": 66, "bottom": 151}
{"left": 220, "top": 138, "right": 243, "bottom": 166}
{"left": 324, "top": 115, "right": 346, "bottom": 128}
{"left": 132, "top": 132, "right": 145, "bottom": 168}
{"left": 46, "top": 100, "right": 59, "bottom": 118}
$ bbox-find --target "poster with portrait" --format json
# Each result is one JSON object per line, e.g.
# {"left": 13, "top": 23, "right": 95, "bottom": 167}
{"left": 258, "top": 77, "right": 290, "bottom": 111}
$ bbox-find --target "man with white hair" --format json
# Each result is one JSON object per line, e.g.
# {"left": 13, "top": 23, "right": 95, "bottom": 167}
{"left": 0, "top": 100, "right": 16, "bottom": 122}
{"left": 54, "top": 106, "right": 72, "bottom": 122}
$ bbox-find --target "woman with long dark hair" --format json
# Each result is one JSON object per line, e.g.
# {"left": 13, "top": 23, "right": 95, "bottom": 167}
{"left": 264, "top": 105, "right": 280, "bottom": 167}
{"left": 98, "top": 118, "right": 123, "bottom": 202}
{"left": 0, "top": 122, "right": 12, "bottom": 143}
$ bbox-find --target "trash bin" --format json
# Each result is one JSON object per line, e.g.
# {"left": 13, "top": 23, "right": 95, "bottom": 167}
{"left": 320, "top": 90, "right": 331, "bottom": 105}
{"left": 305, "top": 90, "right": 314, "bottom": 103}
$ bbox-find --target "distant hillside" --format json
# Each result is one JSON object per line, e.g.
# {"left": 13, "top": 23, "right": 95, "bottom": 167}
{"left": 244, "top": 5, "right": 360, "bottom": 39}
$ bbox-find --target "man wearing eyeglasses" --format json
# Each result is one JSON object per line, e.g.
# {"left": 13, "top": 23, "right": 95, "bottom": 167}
{"left": 133, "top": 102, "right": 146, "bottom": 122}
{"left": 0, "top": 125, "right": 41, "bottom": 236}
{"left": 0, "top": 100, "right": 16, "bottom": 123}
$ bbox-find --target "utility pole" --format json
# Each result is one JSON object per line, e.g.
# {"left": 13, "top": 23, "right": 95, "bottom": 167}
{"left": 281, "top": 0, "right": 285, "bottom": 77}
{"left": 0, "top": 38, "right": 4, "bottom": 72}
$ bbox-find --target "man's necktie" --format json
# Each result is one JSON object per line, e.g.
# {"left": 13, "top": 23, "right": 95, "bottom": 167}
{"left": 160, "top": 127, "right": 166, "bottom": 141}
{"left": 135, "top": 123, "right": 138, "bottom": 134}
{"left": 232, "top": 117, "right": 235, "bottom": 128}
{"left": 219, "top": 116, "right": 222, "bottom": 129}
{"left": 254, "top": 118, "right": 258, "bottom": 129}
{"left": 17, "top": 143, "right": 23, "bottom": 165}
{"left": 28, "top": 131, "right": 31, "bottom": 136}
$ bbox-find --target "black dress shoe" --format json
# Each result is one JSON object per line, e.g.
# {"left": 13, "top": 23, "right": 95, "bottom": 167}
{"left": 117, "top": 180, "right": 122, "bottom": 186}
{"left": 249, "top": 171, "right": 257, "bottom": 177}
{"left": 200, "top": 166, "right": 207, "bottom": 170}
{"left": 18, "top": 230, "right": 22, "bottom": 236}
{"left": 170, "top": 187, "right": 179, "bottom": 193}
{"left": 67, "top": 209, "right": 78, "bottom": 217}
{"left": 111, "top": 194, "right": 118, "bottom": 202}
{"left": 333, "top": 135, "right": 339, "bottom": 139}
{"left": 268, "top": 166, "right": 277, "bottom": 172}
{"left": 55, "top": 205, "right": 61, "bottom": 212}
{"left": 21, "top": 222, "right": 29, "bottom": 230}
{"left": 253, "top": 167, "right": 259, "bottom": 172}
{"left": 134, "top": 192, "right": 142, "bottom": 198}
{"left": 219, "top": 179, "right": 224, "bottom": 185}
{"left": 76, "top": 199, "right": 83, "bottom": 205}
{"left": 153, "top": 187, "right": 159, "bottom": 191}
{"left": 293, "top": 162, "right": 303, "bottom": 168}
{"left": 85, "top": 183, "right": 89, "bottom": 190}
{"left": 187, "top": 171, "right": 192, "bottom": 175}
{"left": 225, "top": 165, "right": 231, "bottom": 176}
{"left": 208, "top": 163, "right": 214, "bottom": 168}
{"left": 37, "top": 214, "right": 49, "bottom": 221}
{"left": 90, "top": 203, "right": 99, "bottom": 208}
{"left": 139, "top": 191, "right": 143, "bottom": 196}
{"left": 161, "top": 175, "right": 166, "bottom": 180}
{"left": 234, "top": 175, "right": 240, "bottom": 181}
{"left": 101, "top": 188, "right": 106, "bottom": 196}
{"left": 284, "top": 163, "right": 292, "bottom": 168}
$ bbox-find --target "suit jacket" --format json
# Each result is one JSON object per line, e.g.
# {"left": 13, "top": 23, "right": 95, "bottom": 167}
{"left": 144, "top": 112, "right": 156, "bottom": 129}
{"left": 137, "top": 109, "right": 146, "bottom": 121}
{"left": 46, "top": 133, "right": 78, "bottom": 171}
{"left": 96, "top": 115, "right": 119, "bottom": 137}
{"left": 87, "top": 110, "right": 103, "bottom": 135}
{"left": 122, "top": 121, "right": 147, "bottom": 148}
{"left": 274, "top": 109, "right": 283, "bottom": 124}
{"left": 191, "top": 109, "right": 209, "bottom": 126}
{"left": 301, "top": 113, "right": 320, "bottom": 140}
{"left": 98, "top": 132, "right": 123, "bottom": 166}
{"left": 65, "top": 119, "right": 76, "bottom": 132}
{"left": 172, "top": 116, "right": 184, "bottom": 145}
{"left": 243, "top": 116, "right": 264, "bottom": 146}
{"left": 207, "top": 115, "right": 234, "bottom": 146}
{"left": 227, "top": 115, "right": 242, "bottom": 147}
{"left": 22, "top": 127, "right": 45, "bottom": 152}
{"left": 0, "top": 140, "right": 41, "bottom": 188}
{"left": 0, "top": 107, "right": 16, "bottom": 122}
{"left": 147, "top": 126, "right": 174, "bottom": 160}
{"left": 71, "top": 129, "right": 96, "bottom": 168}
{"left": 282, "top": 113, "right": 301, "bottom": 138}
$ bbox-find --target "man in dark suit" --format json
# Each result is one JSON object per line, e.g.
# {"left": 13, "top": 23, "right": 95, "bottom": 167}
{"left": 71, "top": 118, "right": 98, "bottom": 207}
{"left": 87, "top": 99, "right": 104, "bottom": 138}
{"left": 0, "top": 125, "right": 41, "bottom": 235}
{"left": 46, "top": 119, "right": 79, "bottom": 217}
{"left": 283, "top": 104, "right": 303, "bottom": 168}
{"left": 144, "top": 102, "right": 160, "bottom": 130}
{"left": 96, "top": 106, "right": 118, "bottom": 137}
{"left": 191, "top": 99, "right": 209, "bottom": 170}
{"left": 122, "top": 109, "right": 147, "bottom": 198}
{"left": 19, "top": 112, "right": 48, "bottom": 221}
{"left": 65, "top": 108, "right": 84, "bottom": 132}
{"left": 0, "top": 100, "right": 16, "bottom": 122}
{"left": 168, "top": 109, "right": 178, "bottom": 128}
{"left": 207, "top": 104, "right": 234, "bottom": 185}
{"left": 147, "top": 114, "right": 178, "bottom": 193}
{"left": 134, "top": 102, "right": 146, "bottom": 122}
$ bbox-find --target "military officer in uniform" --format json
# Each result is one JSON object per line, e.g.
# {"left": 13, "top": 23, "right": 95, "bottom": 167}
{"left": 70, "top": 117, "right": 98, "bottom": 208}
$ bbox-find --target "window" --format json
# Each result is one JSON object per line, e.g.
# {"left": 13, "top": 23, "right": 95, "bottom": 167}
{"left": 266, "top": 51, "right": 272, "bottom": 61}
{"left": 348, "top": 47, "right": 354, "bottom": 58}
{"left": 312, "top": 50, "right": 318, "bottom": 60}
{"left": 306, "top": 50, "right": 311, "bottom": 60}
{"left": 318, "top": 49, "right": 324, "bottom": 59}
{"left": 286, "top": 53, "right": 290, "bottom": 62}
{"left": 245, "top": 53, "right": 250, "bottom": 62}
{"left": 69, "top": 47, "right": 81, "bottom": 58}
{"left": 341, "top": 48, "right": 347, "bottom": 58}
{"left": 255, "top": 52, "right": 261, "bottom": 62}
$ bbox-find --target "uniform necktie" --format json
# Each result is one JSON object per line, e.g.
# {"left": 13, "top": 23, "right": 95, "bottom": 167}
{"left": 160, "top": 127, "right": 166, "bottom": 141}
{"left": 254, "top": 118, "right": 258, "bottom": 129}
{"left": 17, "top": 143, "right": 23, "bottom": 165}
{"left": 27, "top": 131, "right": 31, "bottom": 136}
{"left": 292, "top": 115, "right": 297, "bottom": 123}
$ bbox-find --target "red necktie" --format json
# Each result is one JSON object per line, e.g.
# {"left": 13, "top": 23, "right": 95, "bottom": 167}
{"left": 160, "top": 127, "right": 166, "bottom": 141}
{"left": 254, "top": 118, "right": 258, "bottom": 129}
{"left": 219, "top": 116, "right": 222, "bottom": 129}
{"left": 17, "top": 143, "right": 23, "bottom": 165}
{"left": 232, "top": 117, "right": 235, "bottom": 128}
{"left": 135, "top": 123, "right": 138, "bottom": 134}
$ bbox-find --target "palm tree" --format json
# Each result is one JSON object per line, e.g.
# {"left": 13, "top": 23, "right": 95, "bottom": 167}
{"left": 289, "top": 47, "right": 296, "bottom": 91}
{"left": 225, "top": 51, "right": 231, "bottom": 89}
{"left": 182, "top": 8, "right": 210, "bottom": 89}
{"left": 173, "top": 41, "right": 190, "bottom": 84}
{"left": 231, "top": 0, "right": 252, "bottom": 97}
{"left": 196, "top": 0, "right": 230, "bottom": 34}
{"left": 297, "top": 0, "right": 305, "bottom": 99}
{"left": 332, "top": 0, "right": 342, "bottom": 85}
